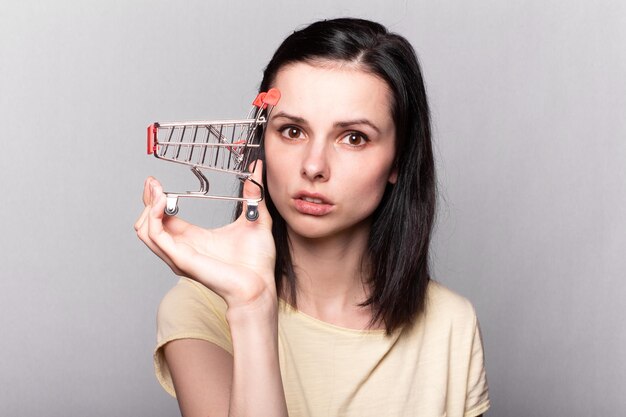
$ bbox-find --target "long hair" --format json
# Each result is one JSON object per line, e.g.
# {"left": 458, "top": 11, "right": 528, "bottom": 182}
{"left": 238, "top": 18, "right": 436, "bottom": 334}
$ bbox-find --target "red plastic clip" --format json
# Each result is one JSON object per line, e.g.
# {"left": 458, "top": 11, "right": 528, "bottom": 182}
{"left": 147, "top": 123, "right": 158, "bottom": 154}
{"left": 252, "top": 92, "right": 267, "bottom": 108}
{"left": 252, "top": 88, "right": 281, "bottom": 109}
{"left": 262, "top": 88, "right": 281, "bottom": 106}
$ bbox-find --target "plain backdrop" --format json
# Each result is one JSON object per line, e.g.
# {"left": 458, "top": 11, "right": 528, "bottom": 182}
{"left": 1, "top": 1, "right": 624, "bottom": 416}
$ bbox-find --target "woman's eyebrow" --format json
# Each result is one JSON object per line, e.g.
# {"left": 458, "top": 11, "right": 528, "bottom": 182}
{"left": 334, "top": 119, "right": 381, "bottom": 134}
{"left": 271, "top": 111, "right": 307, "bottom": 124}
{"left": 273, "top": 112, "right": 381, "bottom": 134}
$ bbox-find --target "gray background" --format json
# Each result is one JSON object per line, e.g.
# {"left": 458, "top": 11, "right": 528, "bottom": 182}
{"left": 1, "top": 1, "right": 624, "bottom": 416}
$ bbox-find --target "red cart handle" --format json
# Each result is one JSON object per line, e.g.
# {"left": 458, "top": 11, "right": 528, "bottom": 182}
{"left": 252, "top": 88, "right": 281, "bottom": 109}
{"left": 147, "top": 123, "right": 159, "bottom": 154}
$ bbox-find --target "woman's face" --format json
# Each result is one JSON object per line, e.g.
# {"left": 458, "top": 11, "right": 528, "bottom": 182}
{"left": 264, "top": 61, "right": 397, "bottom": 241}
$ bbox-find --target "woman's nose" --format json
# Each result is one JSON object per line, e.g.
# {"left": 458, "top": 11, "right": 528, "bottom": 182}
{"left": 300, "top": 140, "right": 330, "bottom": 181}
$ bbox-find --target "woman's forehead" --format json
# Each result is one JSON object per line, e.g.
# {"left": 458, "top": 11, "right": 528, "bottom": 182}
{"left": 271, "top": 62, "right": 394, "bottom": 129}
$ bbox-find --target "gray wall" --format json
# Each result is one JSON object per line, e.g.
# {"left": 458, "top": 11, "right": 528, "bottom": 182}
{"left": 1, "top": 1, "right": 624, "bottom": 416}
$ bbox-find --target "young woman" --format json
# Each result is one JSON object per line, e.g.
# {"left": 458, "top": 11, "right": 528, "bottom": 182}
{"left": 135, "top": 18, "right": 490, "bottom": 417}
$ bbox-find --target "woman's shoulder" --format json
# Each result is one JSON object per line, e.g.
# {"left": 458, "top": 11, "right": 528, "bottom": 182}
{"left": 154, "top": 278, "right": 233, "bottom": 397}
{"left": 157, "top": 277, "right": 230, "bottom": 345}
{"left": 159, "top": 277, "right": 227, "bottom": 315}
{"left": 423, "top": 280, "right": 479, "bottom": 326}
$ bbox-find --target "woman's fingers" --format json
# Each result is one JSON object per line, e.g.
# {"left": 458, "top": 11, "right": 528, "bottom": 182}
{"left": 145, "top": 181, "right": 246, "bottom": 296}
{"left": 136, "top": 176, "right": 160, "bottom": 231}
{"left": 135, "top": 180, "right": 185, "bottom": 276}
{"left": 135, "top": 177, "right": 156, "bottom": 231}
{"left": 136, "top": 176, "right": 226, "bottom": 281}
{"left": 146, "top": 182, "right": 178, "bottom": 255}
{"left": 135, "top": 174, "right": 277, "bottom": 306}
{"left": 134, "top": 205, "right": 150, "bottom": 232}
{"left": 142, "top": 176, "right": 158, "bottom": 206}
{"left": 145, "top": 182, "right": 222, "bottom": 280}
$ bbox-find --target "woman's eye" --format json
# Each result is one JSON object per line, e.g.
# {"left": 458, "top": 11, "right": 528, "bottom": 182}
{"left": 280, "top": 126, "right": 304, "bottom": 140}
{"left": 340, "top": 132, "right": 368, "bottom": 146}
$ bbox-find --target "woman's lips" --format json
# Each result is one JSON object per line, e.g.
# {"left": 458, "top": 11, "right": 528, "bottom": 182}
{"left": 293, "top": 192, "right": 334, "bottom": 216}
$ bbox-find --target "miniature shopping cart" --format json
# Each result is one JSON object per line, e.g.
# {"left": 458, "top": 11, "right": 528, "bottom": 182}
{"left": 146, "top": 88, "right": 280, "bottom": 221}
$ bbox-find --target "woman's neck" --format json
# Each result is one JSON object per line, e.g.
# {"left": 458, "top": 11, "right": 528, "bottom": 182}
{"left": 285, "top": 223, "right": 377, "bottom": 329}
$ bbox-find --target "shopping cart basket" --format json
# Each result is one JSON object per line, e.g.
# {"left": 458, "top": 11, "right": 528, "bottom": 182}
{"left": 146, "top": 88, "right": 280, "bottom": 221}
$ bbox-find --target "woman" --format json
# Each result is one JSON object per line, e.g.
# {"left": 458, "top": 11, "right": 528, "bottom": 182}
{"left": 135, "top": 18, "right": 490, "bottom": 417}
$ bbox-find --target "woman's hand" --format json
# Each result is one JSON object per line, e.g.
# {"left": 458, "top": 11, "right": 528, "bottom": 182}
{"left": 137, "top": 161, "right": 288, "bottom": 417}
{"left": 134, "top": 161, "right": 277, "bottom": 312}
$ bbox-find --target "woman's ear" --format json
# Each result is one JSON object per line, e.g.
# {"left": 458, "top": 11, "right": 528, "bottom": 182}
{"left": 388, "top": 167, "right": 398, "bottom": 184}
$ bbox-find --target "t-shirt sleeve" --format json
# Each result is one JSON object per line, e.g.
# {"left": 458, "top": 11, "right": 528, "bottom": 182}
{"left": 463, "top": 318, "right": 490, "bottom": 417}
{"left": 153, "top": 277, "right": 233, "bottom": 397}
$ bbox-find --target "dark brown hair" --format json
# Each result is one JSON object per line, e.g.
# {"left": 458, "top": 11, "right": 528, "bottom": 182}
{"left": 239, "top": 18, "right": 436, "bottom": 334}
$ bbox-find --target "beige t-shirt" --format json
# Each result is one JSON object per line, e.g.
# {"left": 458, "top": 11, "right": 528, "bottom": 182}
{"left": 155, "top": 278, "right": 490, "bottom": 417}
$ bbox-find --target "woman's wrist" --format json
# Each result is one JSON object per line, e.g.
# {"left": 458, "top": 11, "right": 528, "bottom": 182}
{"left": 225, "top": 285, "right": 279, "bottom": 328}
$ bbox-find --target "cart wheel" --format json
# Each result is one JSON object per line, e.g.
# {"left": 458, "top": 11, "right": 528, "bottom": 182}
{"left": 165, "top": 196, "right": 179, "bottom": 216}
{"left": 245, "top": 205, "right": 259, "bottom": 221}
{"left": 165, "top": 206, "right": 179, "bottom": 216}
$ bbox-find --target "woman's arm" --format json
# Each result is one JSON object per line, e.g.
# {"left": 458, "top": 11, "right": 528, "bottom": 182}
{"left": 164, "top": 304, "right": 287, "bottom": 417}
{"left": 165, "top": 340, "right": 233, "bottom": 416}
{"left": 227, "top": 298, "right": 285, "bottom": 417}
{"left": 136, "top": 162, "right": 288, "bottom": 417}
